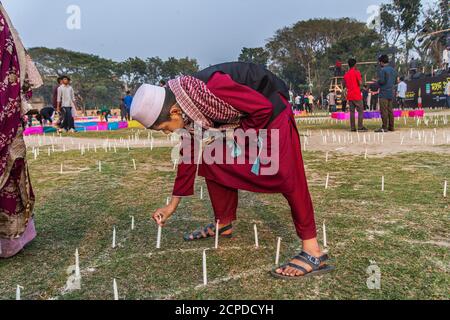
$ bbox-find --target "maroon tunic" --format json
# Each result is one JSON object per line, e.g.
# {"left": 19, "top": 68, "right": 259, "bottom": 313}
{"left": 173, "top": 72, "right": 317, "bottom": 240}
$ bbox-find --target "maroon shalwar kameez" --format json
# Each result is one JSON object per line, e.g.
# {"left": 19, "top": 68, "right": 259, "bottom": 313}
{"left": 173, "top": 72, "right": 317, "bottom": 240}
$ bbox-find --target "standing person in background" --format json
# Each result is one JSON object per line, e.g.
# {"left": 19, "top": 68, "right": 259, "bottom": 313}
{"left": 376, "top": 55, "right": 397, "bottom": 133}
{"left": 307, "top": 93, "right": 314, "bottom": 113}
{"left": 294, "top": 94, "right": 302, "bottom": 112}
{"left": 303, "top": 92, "right": 308, "bottom": 111}
{"left": 397, "top": 77, "right": 407, "bottom": 110}
{"left": 123, "top": 90, "right": 133, "bottom": 121}
{"left": 335, "top": 59, "right": 343, "bottom": 77}
{"left": 120, "top": 97, "right": 128, "bottom": 121}
{"left": 343, "top": 58, "right": 367, "bottom": 132}
{"left": 327, "top": 91, "right": 336, "bottom": 113}
{"left": 369, "top": 80, "right": 380, "bottom": 111}
{"left": 362, "top": 85, "right": 369, "bottom": 110}
{"left": 409, "top": 57, "right": 418, "bottom": 77}
{"left": 57, "top": 76, "right": 76, "bottom": 133}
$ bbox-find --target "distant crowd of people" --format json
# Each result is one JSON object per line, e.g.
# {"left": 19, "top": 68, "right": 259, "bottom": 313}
{"left": 26, "top": 79, "right": 170, "bottom": 131}
{"left": 291, "top": 92, "right": 317, "bottom": 113}
{"left": 338, "top": 55, "right": 400, "bottom": 133}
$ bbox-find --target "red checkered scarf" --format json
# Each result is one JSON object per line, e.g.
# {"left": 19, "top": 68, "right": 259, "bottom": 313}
{"left": 168, "top": 76, "right": 243, "bottom": 130}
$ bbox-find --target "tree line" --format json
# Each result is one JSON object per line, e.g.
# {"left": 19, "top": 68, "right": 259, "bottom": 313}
{"left": 30, "top": 47, "right": 199, "bottom": 110}
{"left": 30, "top": 0, "right": 448, "bottom": 109}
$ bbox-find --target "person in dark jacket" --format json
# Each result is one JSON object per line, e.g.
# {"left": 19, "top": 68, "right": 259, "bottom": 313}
{"left": 376, "top": 55, "right": 397, "bottom": 133}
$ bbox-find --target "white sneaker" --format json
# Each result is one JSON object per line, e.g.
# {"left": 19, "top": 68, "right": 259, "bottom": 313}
{"left": 69, "top": 129, "right": 76, "bottom": 133}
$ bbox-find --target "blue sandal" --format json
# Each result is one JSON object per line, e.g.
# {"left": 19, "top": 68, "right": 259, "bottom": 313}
{"left": 271, "top": 251, "right": 335, "bottom": 280}
{"left": 183, "top": 223, "right": 233, "bottom": 242}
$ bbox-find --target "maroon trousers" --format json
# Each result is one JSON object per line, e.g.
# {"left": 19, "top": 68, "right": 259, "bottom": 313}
{"left": 206, "top": 177, "right": 317, "bottom": 240}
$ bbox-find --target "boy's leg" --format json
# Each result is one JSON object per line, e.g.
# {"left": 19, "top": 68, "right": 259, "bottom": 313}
{"left": 282, "top": 172, "right": 317, "bottom": 241}
{"left": 205, "top": 179, "right": 238, "bottom": 226}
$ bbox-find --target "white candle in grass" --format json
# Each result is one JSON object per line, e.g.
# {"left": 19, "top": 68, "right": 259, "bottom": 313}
{"left": 364, "top": 149, "right": 368, "bottom": 160}
{"left": 444, "top": 181, "right": 448, "bottom": 198}
{"left": 113, "top": 279, "right": 119, "bottom": 300}
{"left": 382, "top": 176, "right": 385, "bottom": 192}
{"left": 254, "top": 224, "right": 259, "bottom": 249}
{"left": 325, "top": 173, "right": 330, "bottom": 190}
{"left": 112, "top": 227, "right": 116, "bottom": 249}
{"left": 275, "top": 237, "right": 282, "bottom": 266}
{"left": 200, "top": 186, "right": 203, "bottom": 200}
{"left": 323, "top": 222, "right": 328, "bottom": 248}
{"left": 215, "top": 220, "right": 220, "bottom": 249}
{"left": 156, "top": 225, "right": 162, "bottom": 249}
{"left": 60, "top": 163, "right": 63, "bottom": 174}
{"left": 75, "top": 248, "right": 80, "bottom": 278}
{"left": 203, "top": 250, "right": 208, "bottom": 286}
{"left": 325, "top": 152, "right": 329, "bottom": 163}
{"left": 132, "top": 159, "right": 137, "bottom": 171}
{"left": 99, "top": 161, "right": 102, "bottom": 173}
{"left": 16, "top": 285, "right": 23, "bottom": 300}
{"left": 131, "top": 216, "right": 135, "bottom": 230}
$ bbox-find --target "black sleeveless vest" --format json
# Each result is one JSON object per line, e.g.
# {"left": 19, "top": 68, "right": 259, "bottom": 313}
{"left": 194, "top": 62, "right": 290, "bottom": 125}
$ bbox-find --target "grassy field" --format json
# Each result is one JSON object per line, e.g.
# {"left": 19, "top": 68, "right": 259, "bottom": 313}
{"left": 0, "top": 127, "right": 449, "bottom": 300}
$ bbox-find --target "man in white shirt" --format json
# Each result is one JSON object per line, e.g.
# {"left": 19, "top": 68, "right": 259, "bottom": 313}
{"left": 57, "top": 76, "right": 76, "bottom": 133}
{"left": 397, "top": 77, "right": 407, "bottom": 110}
{"left": 327, "top": 91, "right": 336, "bottom": 112}
{"left": 294, "top": 94, "right": 302, "bottom": 111}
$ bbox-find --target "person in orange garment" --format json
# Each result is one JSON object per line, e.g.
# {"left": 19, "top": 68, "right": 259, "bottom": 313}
{"left": 131, "top": 62, "right": 334, "bottom": 279}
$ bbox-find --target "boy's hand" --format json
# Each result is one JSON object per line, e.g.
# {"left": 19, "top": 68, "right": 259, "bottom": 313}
{"left": 152, "top": 206, "right": 175, "bottom": 227}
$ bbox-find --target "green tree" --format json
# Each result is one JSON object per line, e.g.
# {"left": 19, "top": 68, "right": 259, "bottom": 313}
{"left": 160, "top": 57, "right": 200, "bottom": 80}
{"left": 380, "top": 0, "right": 422, "bottom": 65}
{"left": 238, "top": 47, "right": 270, "bottom": 66}
{"left": 266, "top": 18, "right": 382, "bottom": 93}
{"left": 29, "top": 47, "right": 122, "bottom": 111}
{"left": 117, "top": 57, "right": 149, "bottom": 91}
{"left": 417, "top": 0, "right": 449, "bottom": 66}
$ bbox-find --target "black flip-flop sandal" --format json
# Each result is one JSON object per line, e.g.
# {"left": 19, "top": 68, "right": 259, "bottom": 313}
{"left": 270, "top": 251, "right": 335, "bottom": 280}
{"left": 183, "top": 223, "right": 233, "bottom": 242}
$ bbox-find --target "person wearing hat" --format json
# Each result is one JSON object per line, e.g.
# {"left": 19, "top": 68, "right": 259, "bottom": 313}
{"left": 132, "top": 62, "right": 334, "bottom": 279}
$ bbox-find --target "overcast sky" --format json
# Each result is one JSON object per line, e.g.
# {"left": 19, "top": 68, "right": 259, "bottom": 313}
{"left": 1, "top": 0, "right": 438, "bottom": 67}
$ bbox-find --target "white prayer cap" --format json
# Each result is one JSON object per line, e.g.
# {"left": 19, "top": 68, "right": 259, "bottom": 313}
{"left": 131, "top": 84, "right": 166, "bottom": 128}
